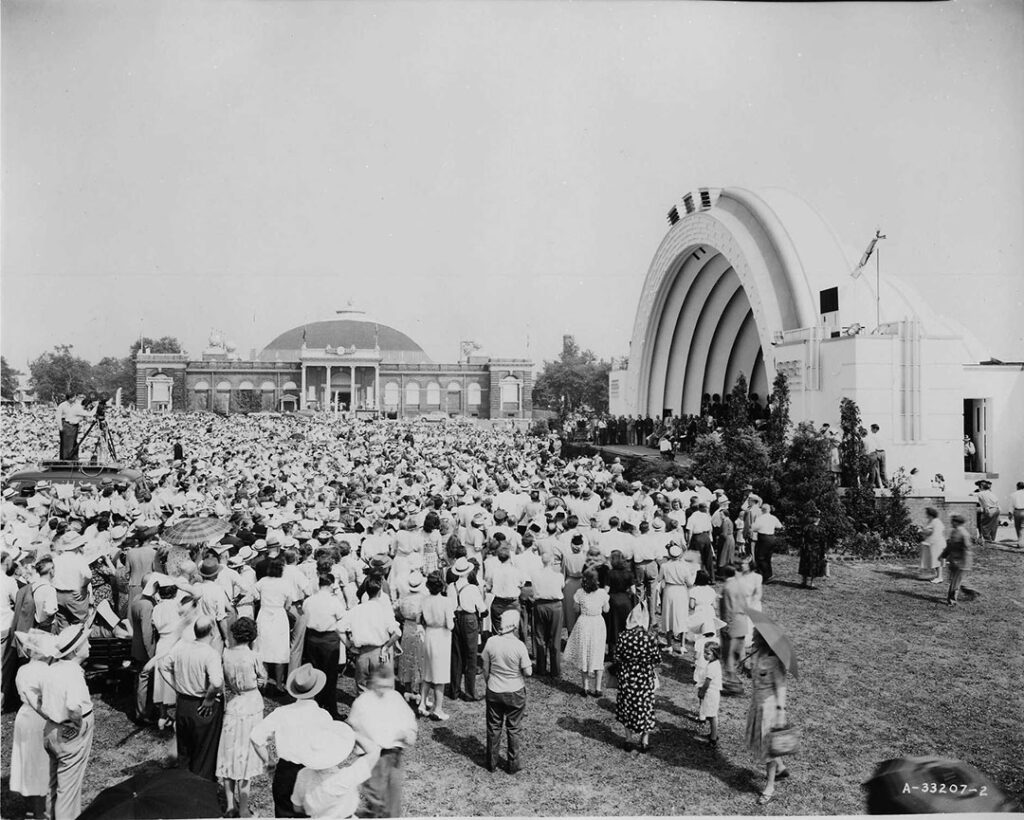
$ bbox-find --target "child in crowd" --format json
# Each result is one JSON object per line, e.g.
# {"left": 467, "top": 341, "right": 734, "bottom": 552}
{"left": 696, "top": 640, "right": 722, "bottom": 746}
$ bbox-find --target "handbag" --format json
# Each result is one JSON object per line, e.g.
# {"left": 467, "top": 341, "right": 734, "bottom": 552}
{"left": 768, "top": 723, "right": 800, "bottom": 757}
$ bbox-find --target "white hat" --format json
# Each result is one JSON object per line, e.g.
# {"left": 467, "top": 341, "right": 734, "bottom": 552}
{"left": 294, "top": 722, "right": 356, "bottom": 770}
{"left": 668, "top": 544, "right": 683, "bottom": 558}
{"left": 498, "top": 608, "right": 520, "bottom": 634}
{"left": 451, "top": 557, "right": 474, "bottom": 577}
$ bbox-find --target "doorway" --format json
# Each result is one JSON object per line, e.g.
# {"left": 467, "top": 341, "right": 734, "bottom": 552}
{"left": 963, "top": 398, "right": 989, "bottom": 473}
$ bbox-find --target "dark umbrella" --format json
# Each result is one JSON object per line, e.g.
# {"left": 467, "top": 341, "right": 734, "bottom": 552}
{"left": 290, "top": 432, "right": 306, "bottom": 441}
{"left": 161, "top": 517, "right": 230, "bottom": 546}
{"left": 746, "top": 608, "right": 798, "bottom": 679}
{"left": 864, "top": 756, "right": 1017, "bottom": 814}
{"left": 78, "top": 768, "right": 221, "bottom": 820}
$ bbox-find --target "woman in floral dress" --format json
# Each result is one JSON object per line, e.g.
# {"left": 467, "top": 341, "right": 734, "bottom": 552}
{"left": 614, "top": 602, "right": 660, "bottom": 753}
{"left": 217, "top": 617, "right": 266, "bottom": 818}
{"left": 395, "top": 572, "right": 426, "bottom": 705}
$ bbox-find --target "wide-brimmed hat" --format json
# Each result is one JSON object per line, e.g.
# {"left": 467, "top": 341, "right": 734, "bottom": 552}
{"left": 498, "top": 608, "right": 520, "bottom": 634}
{"left": 451, "top": 557, "right": 474, "bottom": 577}
{"left": 286, "top": 663, "right": 327, "bottom": 700}
{"left": 199, "top": 557, "right": 221, "bottom": 579}
{"left": 228, "top": 546, "right": 256, "bottom": 567}
{"left": 53, "top": 623, "right": 90, "bottom": 659}
{"left": 15, "top": 629, "right": 58, "bottom": 660}
{"left": 668, "top": 544, "right": 683, "bottom": 558}
{"left": 294, "top": 722, "right": 356, "bottom": 770}
{"left": 58, "top": 534, "right": 87, "bottom": 552}
{"left": 406, "top": 572, "right": 425, "bottom": 591}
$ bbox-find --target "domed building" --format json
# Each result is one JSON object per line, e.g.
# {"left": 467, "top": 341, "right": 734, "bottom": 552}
{"left": 136, "top": 307, "right": 533, "bottom": 422}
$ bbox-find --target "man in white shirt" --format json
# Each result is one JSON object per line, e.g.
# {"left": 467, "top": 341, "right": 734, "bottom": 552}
{"left": 303, "top": 572, "right": 349, "bottom": 720}
{"left": 687, "top": 503, "right": 715, "bottom": 579}
{"left": 346, "top": 665, "right": 418, "bottom": 818}
{"left": 864, "top": 424, "right": 888, "bottom": 488}
{"left": 1011, "top": 481, "right": 1024, "bottom": 548}
{"left": 530, "top": 551, "right": 565, "bottom": 677}
{"left": 340, "top": 578, "right": 400, "bottom": 694}
{"left": 750, "top": 504, "right": 783, "bottom": 583}
{"left": 52, "top": 535, "right": 91, "bottom": 631}
{"left": 251, "top": 663, "right": 335, "bottom": 817}
{"left": 447, "top": 558, "right": 487, "bottom": 702}
{"left": 486, "top": 543, "right": 526, "bottom": 639}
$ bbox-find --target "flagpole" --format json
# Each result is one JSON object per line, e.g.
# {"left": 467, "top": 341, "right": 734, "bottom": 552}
{"left": 876, "top": 244, "right": 880, "bottom": 329}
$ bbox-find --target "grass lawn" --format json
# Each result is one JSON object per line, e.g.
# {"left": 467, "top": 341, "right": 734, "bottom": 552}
{"left": 3, "top": 547, "right": 1022, "bottom": 817}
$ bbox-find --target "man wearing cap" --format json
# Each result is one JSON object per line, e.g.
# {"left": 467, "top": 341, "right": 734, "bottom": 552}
{"left": 158, "top": 617, "right": 225, "bottom": 781}
{"left": 481, "top": 609, "right": 532, "bottom": 774}
{"left": 974, "top": 480, "right": 1000, "bottom": 543}
{"left": 250, "top": 663, "right": 334, "bottom": 817}
{"left": 750, "top": 504, "right": 783, "bottom": 583}
{"left": 195, "top": 557, "right": 233, "bottom": 653}
{"left": 447, "top": 557, "right": 487, "bottom": 702}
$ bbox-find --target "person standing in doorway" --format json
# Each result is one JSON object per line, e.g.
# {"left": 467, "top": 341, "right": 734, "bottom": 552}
{"left": 1011, "top": 481, "right": 1024, "bottom": 549}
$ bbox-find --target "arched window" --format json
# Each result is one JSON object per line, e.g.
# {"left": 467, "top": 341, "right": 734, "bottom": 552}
{"left": 193, "top": 380, "right": 210, "bottom": 391}
{"left": 260, "top": 381, "right": 276, "bottom": 392}
{"left": 237, "top": 380, "right": 255, "bottom": 391}
{"left": 191, "top": 380, "right": 211, "bottom": 411}
{"left": 405, "top": 382, "right": 420, "bottom": 406}
{"left": 500, "top": 376, "right": 521, "bottom": 407}
{"left": 383, "top": 382, "right": 400, "bottom": 407}
{"left": 216, "top": 381, "right": 232, "bottom": 392}
{"left": 426, "top": 382, "right": 441, "bottom": 406}
{"left": 281, "top": 381, "right": 298, "bottom": 391}
{"left": 467, "top": 382, "right": 482, "bottom": 406}
{"left": 447, "top": 381, "right": 461, "bottom": 393}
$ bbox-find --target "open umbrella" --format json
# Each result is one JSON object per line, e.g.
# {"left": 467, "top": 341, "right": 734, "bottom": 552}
{"left": 863, "top": 756, "right": 1017, "bottom": 814}
{"left": 78, "top": 768, "right": 221, "bottom": 820}
{"left": 746, "top": 608, "right": 799, "bottom": 679}
{"left": 161, "top": 517, "right": 230, "bottom": 546}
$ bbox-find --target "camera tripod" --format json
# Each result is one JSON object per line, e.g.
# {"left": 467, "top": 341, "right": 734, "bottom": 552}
{"left": 75, "top": 414, "right": 119, "bottom": 467}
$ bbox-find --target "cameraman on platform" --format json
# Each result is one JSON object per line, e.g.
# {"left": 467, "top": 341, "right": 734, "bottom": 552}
{"left": 57, "top": 392, "right": 96, "bottom": 460}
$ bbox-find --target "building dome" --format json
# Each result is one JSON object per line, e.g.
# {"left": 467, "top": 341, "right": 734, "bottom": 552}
{"left": 258, "top": 308, "right": 432, "bottom": 364}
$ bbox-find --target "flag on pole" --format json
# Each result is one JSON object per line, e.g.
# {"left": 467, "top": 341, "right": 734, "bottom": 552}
{"left": 852, "top": 230, "right": 886, "bottom": 278}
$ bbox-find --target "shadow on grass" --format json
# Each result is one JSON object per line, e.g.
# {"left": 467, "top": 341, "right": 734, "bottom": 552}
{"left": 873, "top": 568, "right": 925, "bottom": 581}
{"left": 885, "top": 589, "right": 946, "bottom": 605}
{"left": 1, "top": 774, "right": 26, "bottom": 820}
{"left": 431, "top": 726, "right": 489, "bottom": 769}
{"left": 556, "top": 714, "right": 757, "bottom": 794}
{"left": 537, "top": 674, "right": 587, "bottom": 697}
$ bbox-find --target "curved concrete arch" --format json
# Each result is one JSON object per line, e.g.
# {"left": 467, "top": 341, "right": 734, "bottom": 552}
{"left": 629, "top": 187, "right": 851, "bottom": 416}
{"left": 660, "top": 253, "right": 734, "bottom": 415}
{"left": 723, "top": 309, "right": 760, "bottom": 398}
{"left": 644, "top": 251, "right": 707, "bottom": 413}
{"left": 702, "top": 284, "right": 751, "bottom": 400}
{"left": 680, "top": 265, "right": 744, "bottom": 413}
{"left": 750, "top": 347, "right": 768, "bottom": 399}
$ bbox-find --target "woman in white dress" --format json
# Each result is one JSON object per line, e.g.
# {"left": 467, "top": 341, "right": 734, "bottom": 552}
{"left": 564, "top": 569, "right": 610, "bottom": 696}
{"left": 151, "top": 580, "right": 185, "bottom": 730}
{"left": 919, "top": 507, "right": 946, "bottom": 583}
{"left": 419, "top": 571, "right": 456, "bottom": 720}
{"left": 687, "top": 570, "right": 718, "bottom": 649}
{"left": 658, "top": 545, "right": 694, "bottom": 655}
{"left": 10, "top": 631, "right": 55, "bottom": 819}
{"left": 254, "top": 559, "right": 293, "bottom": 692}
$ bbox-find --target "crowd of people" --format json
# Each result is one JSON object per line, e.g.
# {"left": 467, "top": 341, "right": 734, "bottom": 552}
{"left": 0, "top": 404, "right": 820, "bottom": 817}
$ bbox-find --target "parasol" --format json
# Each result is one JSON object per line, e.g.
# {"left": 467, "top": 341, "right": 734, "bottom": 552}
{"left": 77, "top": 768, "right": 221, "bottom": 820}
{"left": 161, "top": 517, "right": 230, "bottom": 546}
{"left": 747, "top": 608, "right": 799, "bottom": 679}
{"left": 863, "top": 756, "right": 1017, "bottom": 814}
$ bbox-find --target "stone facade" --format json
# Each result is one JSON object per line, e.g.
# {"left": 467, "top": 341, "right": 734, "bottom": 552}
{"left": 137, "top": 352, "right": 532, "bottom": 419}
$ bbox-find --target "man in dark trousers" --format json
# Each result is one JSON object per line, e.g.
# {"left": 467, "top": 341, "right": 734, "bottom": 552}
{"left": 302, "top": 572, "right": 347, "bottom": 719}
{"left": 172, "top": 438, "right": 184, "bottom": 462}
{"left": 129, "top": 574, "right": 157, "bottom": 724}
{"left": 447, "top": 557, "right": 487, "bottom": 701}
{"left": 157, "top": 617, "right": 224, "bottom": 780}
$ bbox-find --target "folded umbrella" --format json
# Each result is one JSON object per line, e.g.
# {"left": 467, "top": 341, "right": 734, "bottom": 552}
{"left": 746, "top": 608, "right": 798, "bottom": 679}
{"left": 161, "top": 517, "right": 230, "bottom": 546}
{"left": 77, "top": 768, "right": 221, "bottom": 820}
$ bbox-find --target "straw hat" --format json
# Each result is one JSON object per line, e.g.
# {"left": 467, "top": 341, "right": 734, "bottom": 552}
{"left": 286, "top": 663, "right": 327, "bottom": 700}
{"left": 228, "top": 545, "right": 256, "bottom": 567}
{"left": 294, "top": 722, "right": 356, "bottom": 770}
{"left": 667, "top": 544, "right": 683, "bottom": 558}
{"left": 451, "top": 557, "right": 474, "bottom": 577}
{"left": 53, "top": 623, "right": 90, "bottom": 660}
{"left": 199, "top": 557, "right": 221, "bottom": 579}
{"left": 406, "top": 572, "right": 425, "bottom": 591}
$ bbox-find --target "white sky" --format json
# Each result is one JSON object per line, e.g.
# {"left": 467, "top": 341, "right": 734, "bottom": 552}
{"left": 2, "top": 0, "right": 1022, "bottom": 369}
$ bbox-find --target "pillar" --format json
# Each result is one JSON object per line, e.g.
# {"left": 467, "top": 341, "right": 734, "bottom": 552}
{"left": 373, "top": 366, "right": 380, "bottom": 412}
{"left": 300, "top": 365, "right": 307, "bottom": 410}
{"left": 324, "top": 365, "right": 332, "bottom": 413}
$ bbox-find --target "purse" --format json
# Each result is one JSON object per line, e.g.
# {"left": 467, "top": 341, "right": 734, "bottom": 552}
{"left": 768, "top": 723, "right": 800, "bottom": 757}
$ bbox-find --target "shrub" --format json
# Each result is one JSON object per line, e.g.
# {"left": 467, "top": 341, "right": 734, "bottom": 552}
{"left": 529, "top": 418, "right": 549, "bottom": 437}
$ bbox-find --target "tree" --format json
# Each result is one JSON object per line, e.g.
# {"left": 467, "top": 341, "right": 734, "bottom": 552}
{"left": 532, "top": 335, "right": 613, "bottom": 415}
{"left": 90, "top": 356, "right": 133, "bottom": 399}
{"left": 724, "top": 373, "right": 751, "bottom": 434}
{"left": 691, "top": 426, "right": 777, "bottom": 511}
{"left": 1, "top": 356, "right": 21, "bottom": 400}
{"left": 764, "top": 370, "right": 791, "bottom": 462}
{"left": 29, "top": 345, "right": 93, "bottom": 402}
{"left": 776, "top": 421, "right": 852, "bottom": 551}
{"left": 838, "top": 396, "right": 868, "bottom": 487}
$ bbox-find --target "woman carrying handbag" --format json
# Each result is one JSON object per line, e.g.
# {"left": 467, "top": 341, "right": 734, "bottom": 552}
{"left": 745, "top": 629, "right": 792, "bottom": 805}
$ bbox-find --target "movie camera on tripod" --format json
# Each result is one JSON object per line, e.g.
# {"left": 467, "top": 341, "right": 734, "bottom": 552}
{"left": 77, "top": 391, "right": 120, "bottom": 464}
